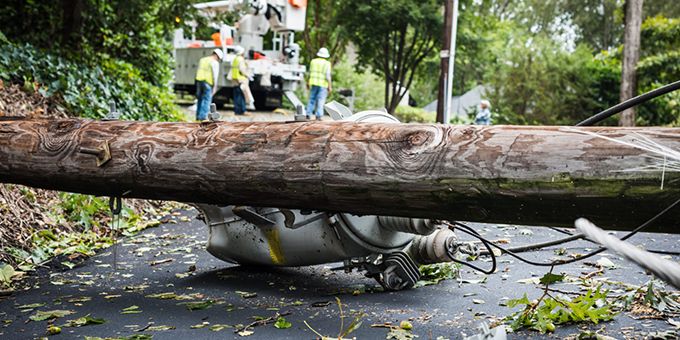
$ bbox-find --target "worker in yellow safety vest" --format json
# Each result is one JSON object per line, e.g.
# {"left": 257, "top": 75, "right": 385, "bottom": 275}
{"left": 306, "top": 47, "right": 332, "bottom": 120}
{"left": 230, "top": 46, "right": 253, "bottom": 115}
{"left": 195, "top": 48, "right": 224, "bottom": 120}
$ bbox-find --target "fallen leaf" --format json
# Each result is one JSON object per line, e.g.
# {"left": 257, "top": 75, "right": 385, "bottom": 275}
{"left": 182, "top": 300, "right": 215, "bottom": 311}
{"left": 17, "top": 303, "right": 45, "bottom": 310}
{"left": 539, "top": 273, "right": 565, "bottom": 285}
{"left": 238, "top": 329, "right": 254, "bottom": 336}
{"left": 274, "top": 316, "right": 292, "bottom": 329}
{"left": 236, "top": 291, "right": 257, "bottom": 299}
{"left": 146, "top": 292, "right": 177, "bottom": 300}
{"left": 61, "top": 261, "right": 76, "bottom": 269}
{"left": 67, "top": 296, "right": 92, "bottom": 303}
{"left": 191, "top": 322, "right": 210, "bottom": 329}
{"left": 210, "top": 324, "right": 231, "bottom": 331}
{"left": 64, "top": 314, "right": 106, "bottom": 327}
{"left": 121, "top": 305, "right": 142, "bottom": 314}
{"left": 29, "top": 309, "right": 75, "bottom": 321}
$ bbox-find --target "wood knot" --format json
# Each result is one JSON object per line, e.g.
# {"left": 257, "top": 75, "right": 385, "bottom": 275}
{"left": 406, "top": 131, "right": 429, "bottom": 146}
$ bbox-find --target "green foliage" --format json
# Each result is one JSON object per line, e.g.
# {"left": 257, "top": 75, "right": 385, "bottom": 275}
{"left": 0, "top": 0, "right": 194, "bottom": 86}
{"left": 337, "top": 0, "right": 442, "bottom": 113}
{"left": 415, "top": 263, "right": 458, "bottom": 287}
{"left": 326, "top": 57, "right": 385, "bottom": 112}
{"left": 394, "top": 105, "right": 435, "bottom": 123}
{"left": 0, "top": 42, "right": 183, "bottom": 121}
{"left": 58, "top": 194, "right": 109, "bottom": 229}
{"left": 63, "top": 314, "right": 106, "bottom": 327}
{"left": 299, "top": 0, "right": 348, "bottom": 65}
{"left": 274, "top": 316, "right": 292, "bottom": 329}
{"left": 539, "top": 272, "right": 565, "bottom": 285}
{"left": 0, "top": 263, "right": 18, "bottom": 288}
{"left": 489, "top": 36, "right": 620, "bottom": 125}
{"left": 636, "top": 16, "right": 680, "bottom": 126}
{"left": 29, "top": 309, "right": 75, "bottom": 322}
{"left": 506, "top": 286, "right": 616, "bottom": 333}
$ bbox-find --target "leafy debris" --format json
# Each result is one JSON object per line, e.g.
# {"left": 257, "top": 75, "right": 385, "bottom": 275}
{"left": 29, "top": 309, "right": 75, "bottom": 321}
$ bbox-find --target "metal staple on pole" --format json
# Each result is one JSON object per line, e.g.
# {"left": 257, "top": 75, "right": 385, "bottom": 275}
{"left": 575, "top": 218, "right": 680, "bottom": 289}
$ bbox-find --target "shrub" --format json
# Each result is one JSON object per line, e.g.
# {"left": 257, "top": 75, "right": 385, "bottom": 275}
{"left": 0, "top": 42, "right": 183, "bottom": 121}
{"left": 394, "top": 105, "right": 435, "bottom": 123}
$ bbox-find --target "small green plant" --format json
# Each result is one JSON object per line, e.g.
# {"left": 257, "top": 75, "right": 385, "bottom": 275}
{"left": 505, "top": 270, "right": 616, "bottom": 333}
{"left": 415, "top": 263, "right": 459, "bottom": 287}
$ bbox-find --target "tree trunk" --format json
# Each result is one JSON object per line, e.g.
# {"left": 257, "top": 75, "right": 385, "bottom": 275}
{"left": 619, "top": 0, "right": 644, "bottom": 126}
{"left": 1, "top": 119, "right": 679, "bottom": 231}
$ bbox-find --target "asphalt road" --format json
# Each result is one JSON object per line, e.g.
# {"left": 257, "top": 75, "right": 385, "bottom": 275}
{"left": 1, "top": 207, "right": 678, "bottom": 340}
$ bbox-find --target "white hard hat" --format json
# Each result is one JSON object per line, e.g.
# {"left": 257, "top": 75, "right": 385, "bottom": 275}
{"left": 233, "top": 46, "right": 245, "bottom": 55}
{"left": 212, "top": 48, "right": 224, "bottom": 61}
{"left": 480, "top": 99, "right": 490, "bottom": 107}
{"left": 317, "top": 47, "right": 330, "bottom": 58}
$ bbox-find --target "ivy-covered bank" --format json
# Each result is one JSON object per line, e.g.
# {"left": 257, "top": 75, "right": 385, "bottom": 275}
{"left": 0, "top": 34, "right": 183, "bottom": 121}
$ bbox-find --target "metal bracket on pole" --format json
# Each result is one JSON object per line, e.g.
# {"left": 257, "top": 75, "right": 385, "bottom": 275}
{"left": 79, "top": 141, "right": 112, "bottom": 167}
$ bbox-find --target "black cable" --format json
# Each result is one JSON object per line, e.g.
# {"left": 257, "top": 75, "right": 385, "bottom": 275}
{"left": 576, "top": 79, "right": 680, "bottom": 126}
{"left": 445, "top": 222, "right": 497, "bottom": 275}
{"left": 450, "top": 196, "right": 680, "bottom": 268}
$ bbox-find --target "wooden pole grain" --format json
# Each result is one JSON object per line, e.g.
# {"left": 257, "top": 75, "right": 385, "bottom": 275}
{"left": 1, "top": 118, "right": 679, "bottom": 230}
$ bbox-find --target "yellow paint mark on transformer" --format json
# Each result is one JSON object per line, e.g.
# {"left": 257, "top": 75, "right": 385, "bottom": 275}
{"left": 264, "top": 228, "right": 285, "bottom": 265}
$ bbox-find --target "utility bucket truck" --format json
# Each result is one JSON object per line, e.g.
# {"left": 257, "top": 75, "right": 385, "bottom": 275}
{"left": 173, "top": 0, "right": 307, "bottom": 110}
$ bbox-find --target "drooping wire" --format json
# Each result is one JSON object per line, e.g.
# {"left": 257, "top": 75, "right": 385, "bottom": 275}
{"left": 444, "top": 222, "right": 497, "bottom": 275}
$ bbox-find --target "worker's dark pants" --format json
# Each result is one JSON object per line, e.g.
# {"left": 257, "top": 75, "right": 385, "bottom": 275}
{"left": 195, "top": 81, "right": 213, "bottom": 121}
{"left": 233, "top": 86, "right": 246, "bottom": 115}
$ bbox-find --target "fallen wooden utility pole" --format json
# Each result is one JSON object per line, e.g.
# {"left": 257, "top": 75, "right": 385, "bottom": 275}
{"left": 1, "top": 118, "right": 679, "bottom": 231}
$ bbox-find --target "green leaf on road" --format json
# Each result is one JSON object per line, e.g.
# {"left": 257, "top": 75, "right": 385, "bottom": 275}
{"left": 29, "top": 309, "right": 75, "bottom": 321}
{"left": 182, "top": 300, "right": 215, "bottom": 311}
{"left": 64, "top": 314, "right": 106, "bottom": 327}
{"left": 209, "top": 324, "right": 232, "bottom": 331}
{"left": 539, "top": 273, "right": 565, "bottom": 285}
{"left": 274, "top": 316, "right": 292, "bottom": 329}
{"left": 236, "top": 291, "right": 257, "bottom": 299}
{"left": 121, "top": 305, "right": 142, "bottom": 314}
{"left": 146, "top": 292, "right": 177, "bottom": 300}
{"left": 17, "top": 303, "right": 45, "bottom": 310}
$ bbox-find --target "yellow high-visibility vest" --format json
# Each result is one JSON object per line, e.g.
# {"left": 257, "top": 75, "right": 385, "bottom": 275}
{"left": 231, "top": 55, "right": 246, "bottom": 81}
{"left": 195, "top": 56, "right": 215, "bottom": 86}
{"left": 308, "top": 57, "right": 331, "bottom": 88}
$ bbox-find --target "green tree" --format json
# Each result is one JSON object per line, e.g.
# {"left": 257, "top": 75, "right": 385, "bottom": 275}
{"left": 299, "top": 0, "right": 348, "bottom": 65}
{"left": 636, "top": 16, "right": 680, "bottom": 125}
{"left": 337, "top": 0, "right": 442, "bottom": 114}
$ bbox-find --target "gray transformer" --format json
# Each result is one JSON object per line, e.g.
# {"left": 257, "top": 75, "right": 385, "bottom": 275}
{"left": 196, "top": 108, "right": 465, "bottom": 291}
